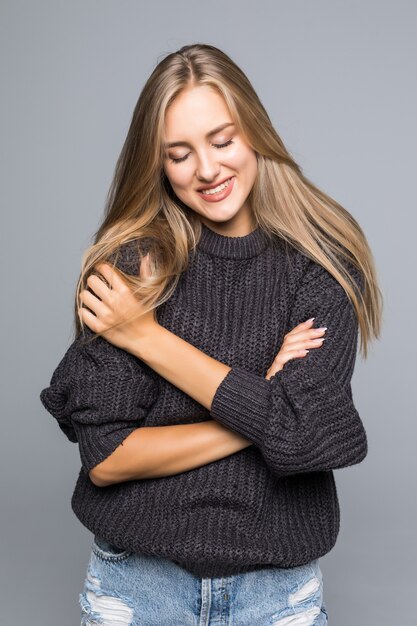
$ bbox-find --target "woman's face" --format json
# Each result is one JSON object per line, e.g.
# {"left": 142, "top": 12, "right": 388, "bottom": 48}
{"left": 162, "top": 85, "right": 258, "bottom": 233}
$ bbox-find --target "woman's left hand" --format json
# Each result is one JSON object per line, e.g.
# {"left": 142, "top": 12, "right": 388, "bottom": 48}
{"left": 78, "top": 253, "right": 157, "bottom": 353}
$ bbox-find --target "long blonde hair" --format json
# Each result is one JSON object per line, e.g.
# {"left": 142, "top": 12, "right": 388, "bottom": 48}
{"left": 74, "top": 43, "right": 383, "bottom": 359}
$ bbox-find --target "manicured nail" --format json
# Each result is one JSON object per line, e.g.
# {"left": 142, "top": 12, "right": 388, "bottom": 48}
{"left": 307, "top": 317, "right": 315, "bottom": 323}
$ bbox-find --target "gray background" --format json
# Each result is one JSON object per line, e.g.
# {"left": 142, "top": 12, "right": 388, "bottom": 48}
{"left": 1, "top": 1, "right": 415, "bottom": 624}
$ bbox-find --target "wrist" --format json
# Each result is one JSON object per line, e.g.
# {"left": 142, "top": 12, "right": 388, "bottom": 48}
{"left": 129, "top": 320, "right": 161, "bottom": 361}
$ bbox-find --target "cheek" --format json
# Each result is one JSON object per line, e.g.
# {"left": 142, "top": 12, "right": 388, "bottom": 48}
{"left": 164, "top": 165, "right": 193, "bottom": 191}
{"left": 227, "top": 144, "right": 257, "bottom": 173}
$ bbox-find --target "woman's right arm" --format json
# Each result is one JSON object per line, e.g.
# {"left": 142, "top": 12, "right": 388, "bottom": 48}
{"left": 91, "top": 420, "right": 252, "bottom": 486}
{"left": 40, "top": 314, "right": 322, "bottom": 488}
{"left": 41, "top": 241, "right": 253, "bottom": 487}
{"left": 40, "top": 333, "right": 251, "bottom": 487}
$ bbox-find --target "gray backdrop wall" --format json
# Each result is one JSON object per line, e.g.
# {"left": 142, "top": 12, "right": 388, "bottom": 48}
{"left": 1, "top": 1, "right": 415, "bottom": 624}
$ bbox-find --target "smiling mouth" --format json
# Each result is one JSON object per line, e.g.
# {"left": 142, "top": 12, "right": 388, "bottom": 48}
{"left": 198, "top": 177, "right": 234, "bottom": 195}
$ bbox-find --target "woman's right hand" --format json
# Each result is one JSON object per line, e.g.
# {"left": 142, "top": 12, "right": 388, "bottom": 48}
{"left": 265, "top": 318, "right": 327, "bottom": 380}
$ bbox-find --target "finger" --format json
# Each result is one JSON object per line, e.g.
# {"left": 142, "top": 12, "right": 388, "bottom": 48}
{"left": 279, "top": 349, "right": 310, "bottom": 365}
{"left": 79, "top": 288, "right": 107, "bottom": 318}
{"left": 86, "top": 273, "right": 111, "bottom": 302}
{"left": 95, "top": 262, "right": 128, "bottom": 291}
{"left": 286, "top": 317, "right": 315, "bottom": 337}
{"left": 140, "top": 253, "right": 153, "bottom": 280}
{"left": 296, "top": 317, "right": 315, "bottom": 329}
{"left": 284, "top": 327, "right": 327, "bottom": 345}
{"left": 284, "top": 338, "right": 325, "bottom": 352}
{"left": 78, "top": 305, "right": 102, "bottom": 334}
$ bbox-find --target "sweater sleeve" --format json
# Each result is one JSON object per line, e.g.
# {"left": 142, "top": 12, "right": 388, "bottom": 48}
{"left": 209, "top": 257, "right": 368, "bottom": 478}
{"left": 40, "top": 329, "right": 159, "bottom": 474}
{"left": 39, "top": 238, "right": 159, "bottom": 474}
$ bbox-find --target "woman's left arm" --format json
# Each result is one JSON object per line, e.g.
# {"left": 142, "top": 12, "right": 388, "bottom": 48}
{"left": 206, "top": 260, "right": 369, "bottom": 478}
{"left": 86, "top": 258, "right": 368, "bottom": 478}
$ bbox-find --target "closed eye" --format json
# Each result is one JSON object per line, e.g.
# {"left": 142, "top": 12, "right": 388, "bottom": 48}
{"left": 169, "top": 139, "right": 234, "bottom": 164}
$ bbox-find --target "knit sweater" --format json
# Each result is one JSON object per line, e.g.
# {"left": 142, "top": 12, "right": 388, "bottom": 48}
{"left": 40, "top": 223, "right": 368, "bottom": 578}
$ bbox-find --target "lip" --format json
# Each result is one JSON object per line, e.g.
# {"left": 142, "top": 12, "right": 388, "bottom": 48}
{"left": 196, "top": 176, "right": 234, "bottom": 191}
{"left": 196, "top": 176, "right": 235, "bottom": 203}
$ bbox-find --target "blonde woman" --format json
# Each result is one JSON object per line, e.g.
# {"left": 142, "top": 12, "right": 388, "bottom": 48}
{"left": 40, "top": 43, "right": 381, "bottom": 625}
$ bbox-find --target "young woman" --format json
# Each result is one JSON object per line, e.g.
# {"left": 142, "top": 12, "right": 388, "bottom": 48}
{"left": 40, "top": 43, "right": 382, "bottom": 625}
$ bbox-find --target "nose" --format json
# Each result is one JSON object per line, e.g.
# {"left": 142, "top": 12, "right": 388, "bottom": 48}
{"left": 195, "top": 149, "right": 220, "bottom": 183}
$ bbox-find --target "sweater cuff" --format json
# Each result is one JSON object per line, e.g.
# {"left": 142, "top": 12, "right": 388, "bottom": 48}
{"left": 210, "top": 366, "right": 271, "bottom": 447}
{"left": 72, "top": 422, "right": 138, "bottom": 474}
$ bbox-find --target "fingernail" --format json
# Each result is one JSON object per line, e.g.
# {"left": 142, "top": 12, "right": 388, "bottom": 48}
{"left": 307, "top": 317, "right": 315, "bottom": 323}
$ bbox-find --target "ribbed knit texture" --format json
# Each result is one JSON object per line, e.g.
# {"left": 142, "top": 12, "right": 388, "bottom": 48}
{"left": 40, "top": 223, "right": 368, "bottom": 578}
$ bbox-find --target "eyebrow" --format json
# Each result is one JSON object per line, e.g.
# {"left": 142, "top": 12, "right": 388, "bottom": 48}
{"left": 162, "top": 122, "right": 235, "bottom": 149}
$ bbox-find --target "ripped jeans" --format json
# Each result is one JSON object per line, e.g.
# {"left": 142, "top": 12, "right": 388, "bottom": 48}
{"left": 79, "top": 534, "right": 329, "bottom": 625}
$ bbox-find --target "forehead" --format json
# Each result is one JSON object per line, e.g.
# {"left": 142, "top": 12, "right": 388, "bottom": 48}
{"left": 163, "top": 86, "right": 232, "bottom": 143}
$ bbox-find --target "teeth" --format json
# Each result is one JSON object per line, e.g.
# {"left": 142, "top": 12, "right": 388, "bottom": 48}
{"left": 200, "top": 177, "right": 232, "bottom": 195}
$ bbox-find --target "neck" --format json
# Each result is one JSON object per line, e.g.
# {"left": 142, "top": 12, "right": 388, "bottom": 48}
{"left": 197, "top": 221, "right": 272, "bottom": 260}
{"left": 199, "top": 211, "right": 257, "bottom": 239}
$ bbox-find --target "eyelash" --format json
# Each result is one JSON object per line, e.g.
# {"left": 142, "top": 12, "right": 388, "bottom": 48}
{"left": 169, "top": 139, "right": 234, "bottom": 164}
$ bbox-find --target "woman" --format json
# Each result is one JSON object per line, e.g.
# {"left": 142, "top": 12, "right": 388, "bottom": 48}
{"left": 40, "top": 43, "right": 382, "bottom": 625}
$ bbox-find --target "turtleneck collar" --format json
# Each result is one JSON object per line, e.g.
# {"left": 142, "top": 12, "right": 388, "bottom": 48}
{"left": 197, "top": 222, "right": 272, "bottom": 259}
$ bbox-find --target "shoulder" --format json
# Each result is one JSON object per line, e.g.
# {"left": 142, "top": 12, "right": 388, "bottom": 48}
{"left": 269, "top": 234, "right": 310, "bottom": 283}
{"left": 293, "top": 253, "right": 364, "bottom": 314}
{"left": 40, "top": 331, "right": 159, "bottom": 419}
{"left": 270, "top": 235, "right": 317, "bottom": 294}
{"left": 44, "top": 333, "right": 138, "bottom": 390}
{"left": 270, "top": 235, "right": 364, "bottom": 306}
{"left": 74, "top": 329, "right": 158, "bottom": 383}
{"left": 269, "top": 234, "right": 364, "bottom": 295}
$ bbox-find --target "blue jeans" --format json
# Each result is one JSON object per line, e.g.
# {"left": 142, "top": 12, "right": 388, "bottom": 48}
{"left": 79, "top": 534, "right": 329, "bottom": 625}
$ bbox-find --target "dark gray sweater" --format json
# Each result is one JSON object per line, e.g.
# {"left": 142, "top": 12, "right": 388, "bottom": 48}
{"left": 40, "top": 223, "right": 368, "bottom": 578}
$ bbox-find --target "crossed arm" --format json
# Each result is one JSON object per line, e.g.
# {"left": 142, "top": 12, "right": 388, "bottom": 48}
{"left": 91, "top": 258, "right": 368, "bottom": 485}
{"left": 41, "top": 255, "right": 367, "bottom": 487}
